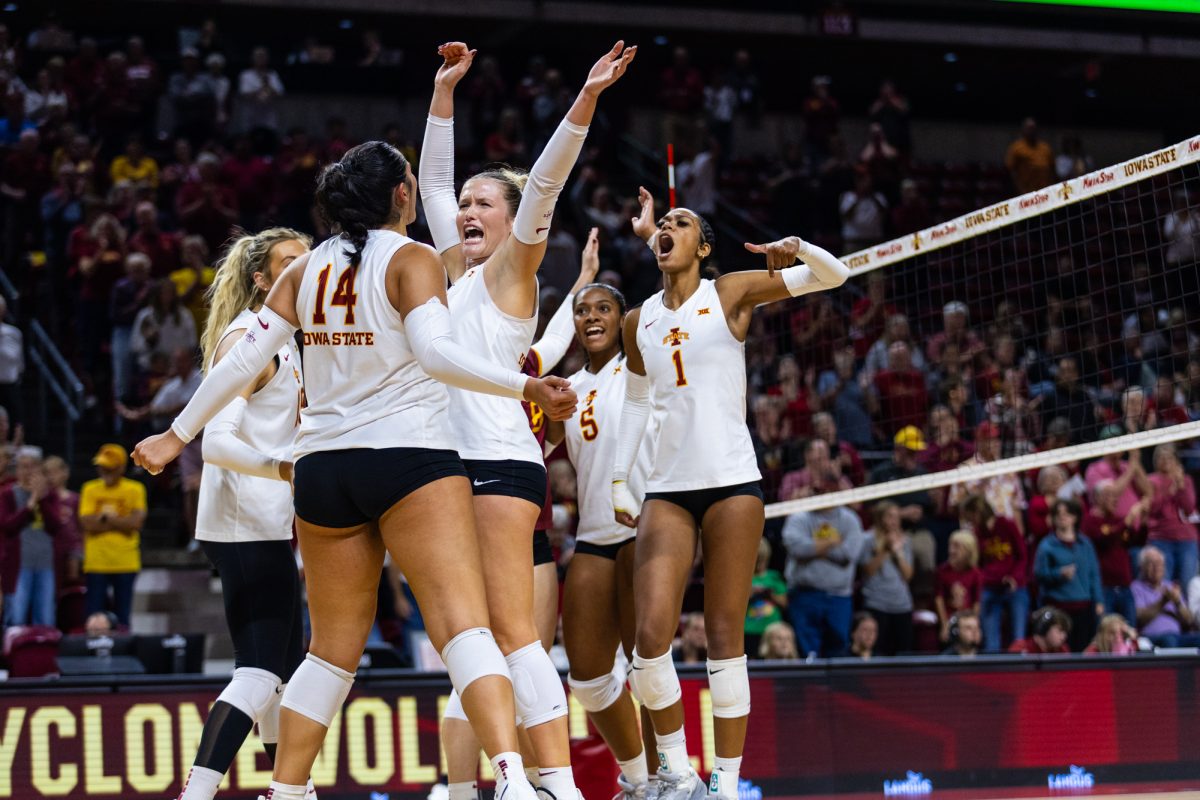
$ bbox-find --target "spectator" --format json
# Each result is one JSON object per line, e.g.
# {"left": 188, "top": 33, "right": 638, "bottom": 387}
{"left": 941, "top": 609, "right": 983, "bottom": 657}
{"left": 1152, "top": 374, "right": 1189, "bottom": 427}
{"left": 676, "top": 134, "right": 719, "bottom": 218}
{"left": 1005, "top": 117, "right": 1054, "bottom": 194}
{"left": 221, "top": 135, "right": 275, "bottom": 228}
{"left": 859, "top": 122, "right": 901, "bottom": 200}
{"left": 1008, "top": 606, "right": 1071, "bottom": 654}
{"left": 129, "top": 201, "right": 179, "bottom": 277}
{"left": 926, "top": 301, "right": 986, "bottom": 372}
{"left": 757, "top": 621, "right": 799, "bottom": 660}
{"left": 839, "top": 612, "right": 877, "bottom": 660}
{"left": 1039, "top": 357, "right": 1099, "bottom": 442}
{"left": 849, "top": 272, "right": 897, "bottom": 360}
{"left": 1055, "top": 136, "right": 1092, "bottom": 181}
{"left": 175, "top": 152, "right": 238, "bottom": 252}
{"left": 205, "top": 53, "right": 231, "bottom": 130}
{"left": 40, "top": 162, "right": 87, "bottom": 293}
{"left": 466, "top": 55, "right": 506, "bottom": 145}
{"left": 790, "top": 293, "right": 844, "bottom": 373}
{"left": 0, "top": 446, "right": 66, "bottom": 627}
{"left": 813, "top": 411, "right": 865, "bottom": 487}
{"left": 583, "top": 186, "right": 623, "bottom": 240}
{"left": 816, "top": 346, "right": 874, "bottom": 450}
{"left": 167, "top": 47, "right": 216, "bottom": 144}
{"left": 65, "top": 36, "right": 103, "bottom": 100}
{"left": 237, "top": 46, "right": 285, "bottom": 135}
{"left": 70, "top": 212, "right": 127, "bottom": 374}
{"left": 1084, "top": 613, "right": 1138, "bottom": 655}
{"left": 659, "top": 46, "right": 704, "bottom": 139}
{"left": 1146, "top": 443, "right": 1199, "bottom": 587}
{"left": 1082, "top": 479, "right": 1140, "bottom": 625}
{"left": 84, "top": 610, "right": 116, "bottom": 636}
{"left": 868, "top": 79, "right": 911, "bottom": 154}
{"left": 0, "top": 93, "right": 35, "bottom": 145}
{"left": 890, "top": 178, "right": 933, "bottom": 237}
{"left": 949, "top": 422, "right": 1027, "bottom": 535}
{"left": 1132, "top": 546, "right": 1200, "bottom": 648}
{"left": 1163, "top": 191, "right": 1200, "bottom": 268}
{"left": 673, "top": 612, "right": 707, "bottom": 664}
{"left": 109, "top": 135, "right": 159, "bottom": 189}
{"left": 124, "top": 36, "right": 161, "bottom": 135}
{"left": 771, "top": 354, "right": 819, "bottom": 438}
{"left": 25, "top": 64, "right": 71, "bottom": 125}
{"left": 935, "top": 530, "right": 983, "bottom": 643}
{"left": 357, "top": 29, "right": 402, "bottom": 68}
{"left": 873, "top": 340, "right": 929, "bottom": 436}
{"left": 779, "top": 438, "right": 852, "bottom": 502}
{"left": 839, "top": 168, "right": 888, "bottom": 252}
{"left": 79, "top": 444, "right": 145, "bottom": 627}
{"left": 130, "top": 277, "right": 198, "bottom": 374}
{"left": 1034, "top": 499, "right": 1103, "bottom": 651}
{"left": 746, "top": 538, "right": 789, "bottom": 657}
{"left": 159, "top": 138, "right": 199, "bottom": 201}
{"left": 859, "top": 501, "right": 915, "bottom": 655}
{"left": 703, "top": 69, "right": 736, "bottom": 157}
{"left": 0, "top": 295, "right": 21, "bottom": 427}
{"left": 868, "top": 426, "right": 934, "bottom": 531}
{"left": 169, "top": 235, "right": 215, "bottom": 332}
{"left": 783, "top": 501, "right": 867, "bottom": 657}
{"left": 802, "top": 75, "right": 839, "bottom": 161}
{"left": 985, "top": 368, "right": 1039, "bottom": 458}
{"left": 109, "top": 252, "right": 153, "bottom": 407}
{"left": 484, "top": 107, "right": 528, "bottom": 166}
{"left": 729, "top": 49, "right": 762, "bottom": 120}
{"left": 752, "top": 395, "right": 797, "bottom": 502}
{"left": 960, "top": 494, "right": 1029, "bottom": 652}
{"left": 43, "top": 455, "right": 82, "bottom": 591}
{"left": 863, "top": 313, "right": 927, "bottom": 383}
{"left": 1084, "top": 445, "right": 1152, "bottom": 529}
{"left": 1027, "top": 465, "right": 1068, "bottom": 545}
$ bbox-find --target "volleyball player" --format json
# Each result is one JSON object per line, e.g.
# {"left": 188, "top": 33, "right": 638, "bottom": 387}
{"left": 419, "top": 40, "right": 635, "bottom": 800}
{"left": 178, "top": 228, "right": 313, "bottom": 800}
{"left": 611, "top": 189, "right": 849, "bottom": 800}
{"left": 133, "top": 141, "right": 577, "bottom": 800}
{"left": 541, "top": 270, "right": 655, "bottom": 800}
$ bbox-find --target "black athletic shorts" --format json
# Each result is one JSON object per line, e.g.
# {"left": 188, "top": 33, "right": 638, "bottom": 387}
{"left": 643, "top": 481, "right": 765, "bottom": 524}
{"left": 462, "top": 459, "right": 547, "bottom": 509}
{"left": 533, "top": 530, "right": 554, "bottom": 566}
{"left": 574, "top": 537, "right": 636, "bottom": 561}
{"left": 201, "top": 539, "right": 304, "bottom": 681}
{"left": 294, "top": 447, "right": 467, "bottom": 528}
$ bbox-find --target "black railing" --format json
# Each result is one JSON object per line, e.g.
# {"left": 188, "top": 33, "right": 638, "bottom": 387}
{"left": 27, "top": 319, "right": 84, "bottom": 463}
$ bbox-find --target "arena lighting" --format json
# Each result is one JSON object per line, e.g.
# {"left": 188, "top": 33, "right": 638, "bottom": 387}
{"left": 997, "top": 0, "right": 1200, "bottom": 12}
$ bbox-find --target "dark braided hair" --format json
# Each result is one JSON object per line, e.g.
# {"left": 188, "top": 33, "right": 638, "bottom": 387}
{"left": 315, "top": 141, "right": 410, "bottom": 268}
{"left": 574, "top": 282, "right": 628, "bottom": 354}
{"left": 695, "top": 213, "right": 716, "bottom": 252}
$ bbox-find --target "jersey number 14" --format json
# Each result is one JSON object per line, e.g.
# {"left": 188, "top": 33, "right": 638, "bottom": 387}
{"left": 312, "top": 265, "right": 359, "bottom": 325}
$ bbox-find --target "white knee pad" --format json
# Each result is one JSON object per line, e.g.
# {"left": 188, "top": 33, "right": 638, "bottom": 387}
{"left": 442, "top": 627, "right": 512, "bottom": 695}
{"left": 443, "top": 689, "right": 470, "bottom": 722}
{"left": 505, "top": 641, "right": 568, "bottom": 727}
{"left": 628, "top": 649, "right": 681, "bottom": 711}
{"left": 216, "top": 667, "right": 282, "bottom": 723}
{"left": 280, "top": 653, "right": 355, "bottom": 728}
{"left": 706, "top": 656, "right": 750, "bottom": 719}
{"left": 568, "top": 668, "right": 624, "bottom": 714}
{"left": 258, "top": 682, "right": 284, "bottom": 744}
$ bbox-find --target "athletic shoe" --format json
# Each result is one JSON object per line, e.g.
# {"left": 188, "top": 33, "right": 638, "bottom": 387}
{"left": 499, "top": 776, "right": 540, "bottom": 800}
{"left": 653, "top": 767, "right": 706, "bottom": 800}
{"left": 614, "top": 773, "right": 649, "bottom": 800}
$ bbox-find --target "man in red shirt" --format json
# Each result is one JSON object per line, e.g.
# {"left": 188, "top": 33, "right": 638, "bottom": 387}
{"left": 129, "top": 201, "right": 179, "bottom": 277}
{"left": 1008, "top": 606, "right": 1071, "bottom": 654}
{"left": 873, "top": 340, "right": 928, "bottom": 436}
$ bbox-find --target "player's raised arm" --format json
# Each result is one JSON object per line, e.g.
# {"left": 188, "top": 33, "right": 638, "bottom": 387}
{"left": 421, "top": 42, "right": 474, "bottom": 283}
{"left": 717, "top": 235, "right": 850, "bottom": 312}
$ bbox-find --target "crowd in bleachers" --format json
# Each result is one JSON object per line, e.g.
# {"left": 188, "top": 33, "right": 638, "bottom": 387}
{"left": 0, "top": 9, "right": 1199, "bottom": 671}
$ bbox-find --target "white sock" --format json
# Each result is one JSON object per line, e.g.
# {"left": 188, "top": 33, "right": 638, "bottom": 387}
{"left": 710, "top": 756, "right": 742, "bottom": 799}
{"left": 265, "top": 782, "right": 307, "bottom": 800}
{"left": 449, "top": 781, "right": 477, "bottom": 800}
{"left": 490, "top": 752, "right": 527, "bottom": 795}
{"left": 655, "top": 727, "right": 690, "bottom": 776}
{"left": 537, "top": 765, "right": 576, "bottom": 799}
{"left": 618, "top": 751, "right": 650, "bottom": 786}
{"left": 179, "top": 766, "right": 222, "bottom": 800}
{"left": 525, "top": 767, "right": 541, "bottom": 787}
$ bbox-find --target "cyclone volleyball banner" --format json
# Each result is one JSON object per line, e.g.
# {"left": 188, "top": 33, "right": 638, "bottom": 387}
{"left": 0, "top": 660, "right": 1197, "bottom": 799}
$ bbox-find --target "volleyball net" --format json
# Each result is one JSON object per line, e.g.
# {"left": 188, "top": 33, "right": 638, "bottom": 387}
{"left": 754, "top": 135, "right": 1200, "bottom": 519}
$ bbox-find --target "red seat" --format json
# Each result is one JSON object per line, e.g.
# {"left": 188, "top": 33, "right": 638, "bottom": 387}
{"left": 4, "top": 625, "right": 62, "bottom": 678}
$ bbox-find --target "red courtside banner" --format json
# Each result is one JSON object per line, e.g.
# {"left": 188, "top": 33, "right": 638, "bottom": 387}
{"left": 1, "top": 658, "right": 1198, "bottom": 799}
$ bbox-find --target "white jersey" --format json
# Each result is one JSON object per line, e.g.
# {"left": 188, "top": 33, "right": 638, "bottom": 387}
{"left": 565, "top": 355, "right": 654, "bottom": 546}
{"left": 196, "top": 309, "right": 301, "bottom": 542}
{"left": 446, "top": 264, "right": 541, "bottom": 464}
{"left": 635, "top": 279, "right": 761, "bottom": 492}
{"left": 293, "top": 230, "right": 457, "bottom": 458}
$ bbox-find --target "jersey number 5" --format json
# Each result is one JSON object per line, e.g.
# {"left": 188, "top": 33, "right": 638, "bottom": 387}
{"left": 580, "top": 406, "right": 599, "bottom": 441}
{"left": 672, "top": 350, "right": 688, "bottom": 387}
{"left": 312, "top": 265, "right": 359, "bottom": 325}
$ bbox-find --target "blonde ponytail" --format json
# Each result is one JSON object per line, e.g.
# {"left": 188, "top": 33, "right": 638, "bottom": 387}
{"left": 201, "top": 227, "right": 312, "bottom": 372}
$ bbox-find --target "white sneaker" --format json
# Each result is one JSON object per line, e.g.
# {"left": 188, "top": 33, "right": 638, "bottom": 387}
{"left": 614, "top": 773, "right": 649, "bottom": 800}
{"left": 498, "top": 775, "right": 540, "bottom": 800}
{"left": 654, "top": 767, "right": 706, "bottom": 800}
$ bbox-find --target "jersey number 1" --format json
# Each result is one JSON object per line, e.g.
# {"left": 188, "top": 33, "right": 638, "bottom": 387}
{"left": 312, "top": 265, "right": 358, "bottom": 325}
{"left": 672, "top": 350, "right": 688, "bottom": 387}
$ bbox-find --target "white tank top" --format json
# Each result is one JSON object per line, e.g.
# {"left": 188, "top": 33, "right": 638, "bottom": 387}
{"left": 446, "top": 264, "right": 541, "bottom": 464}
{"left": 635, "top": 279, "right": 761, "bottom": 492}
{"left": 196, "top": 309, "right": 301, "bottom": 542}
{"left": 565, "top": 355, "right": 655, "bottom": 546}
{"left": 293, "top": 230, "right": 457, "bottom": 458}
